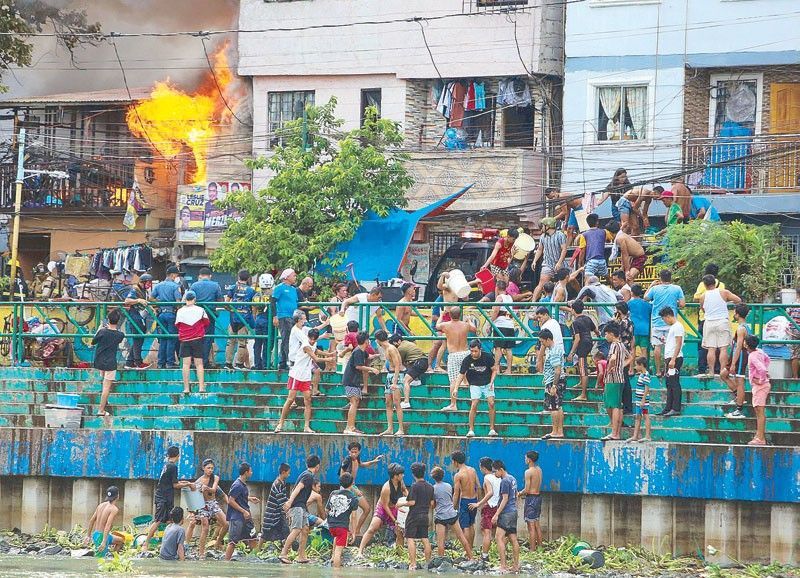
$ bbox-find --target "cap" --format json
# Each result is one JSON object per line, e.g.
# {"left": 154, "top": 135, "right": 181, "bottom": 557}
{"left": 541, "top": 217, "right": 557, "bottom": 229}
{"left": 139, "top": 273, "right": 153, "bottom": 283}
{"left": 166, "top": 265, "right": 180, "bottom": 275}
{"left": 660, "top": 190, "right": 674, "bottom": 199}
{"left": 280, "top": 268, "right": 296, "bottom": 281}
{"left": 106, "top": 485, "right": 119, "bottom": 502}
{"left": 184, "top": 290, "right": 197, "bottom": 301}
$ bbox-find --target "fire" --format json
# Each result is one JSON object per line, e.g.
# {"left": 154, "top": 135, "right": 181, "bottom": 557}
{"left": 126, "top": 43, "right": 238, "bottom": 185}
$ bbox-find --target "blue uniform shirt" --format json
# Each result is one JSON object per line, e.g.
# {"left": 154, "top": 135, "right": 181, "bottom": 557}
{"left": 189, "top": 278, "right": 223, "bottom": 303}
{"left": 150, "top": 279, "right": 182, "bottom": 313}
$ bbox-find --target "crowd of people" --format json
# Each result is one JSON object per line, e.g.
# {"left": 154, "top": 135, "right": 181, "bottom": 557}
{"left": 87, "top": 443, "right": 545, "bottom": 572}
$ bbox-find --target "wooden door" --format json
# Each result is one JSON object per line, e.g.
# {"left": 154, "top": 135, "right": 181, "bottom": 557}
{"left": 768, "top": 83, "right": 800, "bottom": 191}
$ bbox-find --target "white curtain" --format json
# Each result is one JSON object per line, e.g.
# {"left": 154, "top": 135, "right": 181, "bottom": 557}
{"left": 598, "top": 87, "right": 621, "bottom": 139}
{"left": 626, "top": 86, "right": 647, "bottom": 140}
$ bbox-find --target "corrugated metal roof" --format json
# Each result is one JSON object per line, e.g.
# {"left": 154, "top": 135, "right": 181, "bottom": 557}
{"left": 0, "top": 87, "right": 153, "bottom": 107}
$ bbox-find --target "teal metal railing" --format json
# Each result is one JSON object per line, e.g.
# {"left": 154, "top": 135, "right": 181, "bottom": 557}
{"left": 0, "top": 300, "right": 796, "bottom": 369}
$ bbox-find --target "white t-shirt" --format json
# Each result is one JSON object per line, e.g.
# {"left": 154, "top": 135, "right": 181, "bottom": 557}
{"left": 288, "top": 328, "right": 314, "bottom": 381}
{"left": 493, "top": 294, "right": 515, "bottom": 329}
{"left": 664, "top": 322, "right": 685, "bottom": 359}
{"left": 541, "top": 318, "right": 564, "bottom": 349}
{"left": 345, "top": 293, "right": 375, "bottom": 325}
{"left": 485, "top": 473, "right": 502, "bottom": 508}
{"left": 288, "top": 325, "right": 309, "bottom": 364}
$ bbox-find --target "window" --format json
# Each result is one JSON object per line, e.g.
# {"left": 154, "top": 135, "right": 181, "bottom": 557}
{"left": 267, "top": 90, "right": 314, "bottom": 148}
{"left": 477, "top": 0, "right": 528, "bottom": 6}
{"left": 708, "top": 74, "right": 762, "bottom": 137}
{"left": 595, "top": 85, "right": 648, "bottom": 142}
{"left": 360, "top": 88, "right": 381, "bottom": 126}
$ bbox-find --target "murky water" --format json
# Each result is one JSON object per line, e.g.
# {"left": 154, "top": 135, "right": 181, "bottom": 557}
{"left": 0, "top": 555, "right": 423, "bottom": 578}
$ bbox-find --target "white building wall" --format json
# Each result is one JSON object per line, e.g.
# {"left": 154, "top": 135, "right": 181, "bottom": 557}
{"left": 561, "top": 0, "right": 800, "bottom": 194}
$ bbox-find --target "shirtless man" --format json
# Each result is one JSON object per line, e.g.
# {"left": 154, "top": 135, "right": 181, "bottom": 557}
{"left": 671, "top": 178, "right": 693, "bottom": 220}
{"left": 187, "top": 458, "right": 229, "bottom": 558}
{"left": 375, "top": 330, "right": 406, "bottom": 436}
{"left": 518, "top": 451, "right": 543, "bottom": 550}
{"left": 451, "top": 450, "right": 481, "bottom": 547}
{"left": 394, "top": 282, "right": 417, "bottom": 335}
{"left": 339, "top": 441, "right": 385, "bottom": 540}
{"left": 615, "top": 186, "right": 658, "bottom": 235}
{"left": 545, "top": 187, "right": 584, "bottom": 245}
{"left": 437, "top": 272, "right": 461, "bottom": 305}
{"left": 86, "top": 486, "right": 124, "bottom": 556}
{"left": 606, "top": 220, "right": 646, "bottom": 282}
{"left": 437, "top": 307, "right": 478, "bottom": 411}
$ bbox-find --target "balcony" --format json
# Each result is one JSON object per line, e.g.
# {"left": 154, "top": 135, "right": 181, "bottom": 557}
{"left": 0, "top": 160, "right": 134, "bottom": 214}
{"left": 684, "top": 132, "right": 800, "bottom": 194}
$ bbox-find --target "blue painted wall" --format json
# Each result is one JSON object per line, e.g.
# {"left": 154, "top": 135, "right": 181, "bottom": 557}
{"left": 0, "top": 429, "right": 796, "bottom": 503}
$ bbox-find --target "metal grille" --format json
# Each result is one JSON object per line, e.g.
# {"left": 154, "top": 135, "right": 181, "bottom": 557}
{"left": 431, "top": 233, "right": 461, "bottom": 262}
{"left": 462, "top": 0, "right": 529, "bottom": 13}
{"left": 783, "top": 234, "right": 800, "bottom": 287}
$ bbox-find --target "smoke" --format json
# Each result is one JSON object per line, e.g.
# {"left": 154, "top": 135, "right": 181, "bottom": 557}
{"left": 5, "top": 0, "right": 240, "bottom": 98}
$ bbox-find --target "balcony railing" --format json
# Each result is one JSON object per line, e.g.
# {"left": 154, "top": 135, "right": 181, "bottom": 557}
{"left": 0, "top": 161, "right": 134, "bottom": 212}
{"left": 683, "top": 132, "right": 800, "bottom": 194}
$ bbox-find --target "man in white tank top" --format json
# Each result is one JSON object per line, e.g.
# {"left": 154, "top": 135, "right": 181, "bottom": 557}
{"left": 698, "top": 274, "right": 742, "bottom": 378}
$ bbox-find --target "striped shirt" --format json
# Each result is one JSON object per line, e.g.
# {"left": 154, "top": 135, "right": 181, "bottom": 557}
{"left": 540, "top": 230, "right": 567, "bottom": 267}
{"left": 605, "top": 341, "right": 628, "bottom": 384}
{"left": 543, "top": 343, "right": 564, "bottom": 385}
{"left": 634, "top": 371, "right": 651, "bottom": 407}
{"left": 262, "top": 478, "right": 288, "bottom": 531}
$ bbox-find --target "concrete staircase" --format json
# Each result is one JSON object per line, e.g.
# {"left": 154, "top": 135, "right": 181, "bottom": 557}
{"left": 0, "top": 367, "right": 797, "bottom": 446}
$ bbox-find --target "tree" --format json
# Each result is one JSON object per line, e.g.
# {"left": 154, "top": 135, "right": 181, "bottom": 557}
{"left": 0, "top": 0, "right": 101, "bottom": 91}
{"left": 211, "top": 97, "right": 414, "bottom": 277}
{"left": 657, "top": 220, "right": 793, "bottom": 301}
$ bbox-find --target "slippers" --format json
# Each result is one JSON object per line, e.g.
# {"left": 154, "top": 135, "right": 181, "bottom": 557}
{"left": 541, "top": 433, "right": 553, "bottom": 440}
{"left": 296, "top": 559, "right": 310, "bottom": 564}
{"left": 279, "top": 557, "right": 292, "bottom": 564}
{"left": 97, "top": 411, "right": 110, "bottom": 417}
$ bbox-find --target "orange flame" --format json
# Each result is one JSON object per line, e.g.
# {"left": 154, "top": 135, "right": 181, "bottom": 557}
{"left": 126, "top": 43, "right": 237, "bottom": 185}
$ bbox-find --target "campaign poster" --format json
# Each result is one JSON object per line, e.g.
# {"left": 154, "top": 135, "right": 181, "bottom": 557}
{"left": 176, "top": 185, "right": 206, "bottom": 244}
{"left": 204, "top": 181, "right": 248, "bottom": 231}
{"left": 400, "top": 243, "right": 430, "bottom": 285}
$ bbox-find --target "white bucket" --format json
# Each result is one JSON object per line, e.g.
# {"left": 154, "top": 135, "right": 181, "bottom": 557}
{"left": 512, "top": 233, "right": 535, "bottom": 261}
{"left": 779, "top": 288, "right": 797, "bottom": 304}
{"left": 181, "top": 488, "right": 205, "bottom": 512}
{"left": 447, "top": 269, "right": 471, "bottom": 299}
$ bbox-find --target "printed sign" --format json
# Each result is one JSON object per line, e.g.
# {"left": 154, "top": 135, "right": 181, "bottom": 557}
{"left": 176, "top": 185, "right": 206, "bottom": 244}
{"left": 204, "top": 181, "right": 248, "bottom": 231}
{"left": 401, "top": 243, "right": 430, "bottom": 285}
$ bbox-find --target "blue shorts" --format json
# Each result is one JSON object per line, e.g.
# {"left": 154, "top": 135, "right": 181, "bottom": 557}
{"left": 584, "top": 258, "right": 608, "bottom": 278}
{"left": 616, "top": 197, "right": 633, "bottom": 215}
{"left": 567, "top": 209, "right": 579, "bottom": 229}
{"left": 92, "top": 531, "right": 113, "bottom": 556}
{"left": 459, "top": 497, "right": 477, "bottom": 529}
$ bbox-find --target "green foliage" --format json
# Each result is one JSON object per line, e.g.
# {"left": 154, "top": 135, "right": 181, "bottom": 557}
{"left": 97, "top": 549, "right": 134, "bottom": 574}
{"left": 657, "top": 220, "right": 793, "bottom": 302}
{"left": 0, "top": 1, "right": 101, "bottom": 90}
{"left": 211, "top": 98, "right": 413, "bottom": 277}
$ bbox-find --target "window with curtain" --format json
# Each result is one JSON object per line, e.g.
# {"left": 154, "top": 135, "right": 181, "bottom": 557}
{"left": 268, "top": 90, "right": 315, "bottom": 148}
{"left": 360, "top": 88, "right": 382, "bottom": 126}
{"left": 711, "top": 79, "right": 758, "bottom": 137}
{"left": 595, "top": 85, "right": 648, "bottom": 142}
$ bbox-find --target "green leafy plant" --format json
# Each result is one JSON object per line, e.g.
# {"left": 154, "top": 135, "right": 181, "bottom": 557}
{"left": 657, "top": 220, "right": 794, "bottom": 302}
{"left": 211, "top": 98, "right": 413, "bottom": 276}
{"left": 97, "top": 549, "right": 134, "bottom": 574}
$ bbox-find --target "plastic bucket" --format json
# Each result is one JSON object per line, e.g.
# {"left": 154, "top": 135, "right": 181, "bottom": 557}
{"left": 447, "top": 269, "right": 471, "bottom": 299}
{"left": 512, "top": 233, "right": 535, "bottom": 260}
{"left": 475, "top": 268, "right": 496, "bottom": 294}
{"left": 56, "top": 393, "right": 80, "bottom": 408}
{"left": 577, "top": 549, "right": 605, "bottom": 569}
{"left": 571, "top": 541, "right": 591, "bottom": 556}
{"left": 330, "top": 313, "right": 348, "bottom": 341}
{"left": 132, "top": 515, "right": 153, "bottom": 528}
{"left": 181, "top": 488, "right": 205, "bottom": 512}
{"left": 779, "top": 288, "right": 797, "bottom": 304}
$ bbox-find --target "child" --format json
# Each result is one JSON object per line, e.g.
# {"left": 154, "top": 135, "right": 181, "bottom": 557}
{"left": 601, "top": 322, "right": 628, "bottom": 441}
{"left": 281, "top": 455, "right": 322, "bottom": 564}
{"left": 86, "top": 486, "right": 123, "bottom": 557}
{"left": 342, "top": 331, "right": 380, "bottom": 435}
{"left": 326, "top": 472, "right": 361, "bottom": 568}
{"left": 431, "top": 466, "right": 474, "bottom": 560}
{"left": 175, "top": 291, "right": 210, "bottom": 394}
{"left": 339, "top": 441, "right": 384, "bottom": 539}
{"left": 470, "top": 457, "right": 501, "bottom": 562}
{"left": 259, "top": 463, "right": 291, "bottom": 546}
{"left": 593, "top": 351, "right": 607, "bottom": 391}
{"left": 405, "top": 462, "right": 434, "bottom": 571}
{"left": 519, "top": 451, "right": 543, "bottom": 550}
{"left": 186, "top": 458, "right": 228, "bottom": 558}
{"left": 375, "top": 330, "right": 406, "bottom": 436}
{"left": 159, "top": 506, "right": 186, "bottom": 561}
{"left": 744, "top": 335, "right": 771, "bottom": 446}
{"left": 567, "top": 300, "right": 597, "bottom": 402}
{"left": 629, "top": 357, "right": 652, "bottom": 442}
{"left": 538, "top": 329, "right": 565, "bottom": 440}
{"left": 340, "top": 320, "right": 376, "bottom": 362}
{"left": 721, "top": 304, "right": 751, "bottom": 419}
{"left": 491, "top": 460, "right": 520, "bottom": 573}
{"left": 92, "top": 308, "right": 124, "bottom": 417}
{"left": 142, "top": 446, "right": 194, "bottom": 551}
{"left": 627, "top": 284, "right": 652, "bottom": 362}
{"left": 225, "top": 462, "right": 260, "bottom": 561}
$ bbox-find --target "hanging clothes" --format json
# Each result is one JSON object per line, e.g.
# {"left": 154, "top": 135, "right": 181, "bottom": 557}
{"left": 474, "top": 82, "right": 486, "bottom": 110}
{"left": 497, "top": 78, "right": 532, "bottom": 107}
{"left": 436, "top": 82, "right": 452, "bottom": 117}
{"left": 465, "top": 83, "right": 477, "bottom": 112}
{"left": 431, "top": 80, "right": 444, "bottom": 108}
{"left": 449, "top": 82, "right": 467, "bottom": 128}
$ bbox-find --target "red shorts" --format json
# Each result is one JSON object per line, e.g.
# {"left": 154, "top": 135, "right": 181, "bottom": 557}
{"left": 481, "top": 505, "right": 498, "bottom": 530}
{"left": 288, "top": 377, "right": 311, "bottom": 392}
{"left": 329, "top": 526, "right": 348, "bottom": 547}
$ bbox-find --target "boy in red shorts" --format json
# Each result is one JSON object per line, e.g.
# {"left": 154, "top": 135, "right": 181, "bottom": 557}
{"left": 469, "top": 457, "right": 501, "bottom": 562}
{"left": 326, "top": 472, "right": 360, "bottom": 568}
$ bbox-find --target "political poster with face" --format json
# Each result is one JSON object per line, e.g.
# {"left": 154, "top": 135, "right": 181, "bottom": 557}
{"left": 176, "top": 185, "right": 206, "bottom": 244}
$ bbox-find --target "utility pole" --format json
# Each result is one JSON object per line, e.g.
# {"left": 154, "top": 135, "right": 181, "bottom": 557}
{"left": 9, "top": 128, "right": 25, "bottom": 298}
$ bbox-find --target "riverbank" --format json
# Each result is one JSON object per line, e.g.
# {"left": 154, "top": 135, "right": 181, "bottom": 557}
{"left": 1, "top": 527, "right": 798, "bottom": 577}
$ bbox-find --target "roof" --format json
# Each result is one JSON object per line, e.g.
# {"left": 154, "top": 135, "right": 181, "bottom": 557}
{"left": 0, "top": 87, "right": 152, "bottom": 107}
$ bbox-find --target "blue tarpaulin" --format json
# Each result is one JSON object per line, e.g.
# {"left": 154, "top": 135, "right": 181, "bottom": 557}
{"left": 318, "top": 185, "right": 473, "bottom": 281}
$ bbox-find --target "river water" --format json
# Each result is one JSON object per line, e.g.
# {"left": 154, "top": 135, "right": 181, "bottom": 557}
{"left": 0, "top": 555, "right": 416, "bottom": 578}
